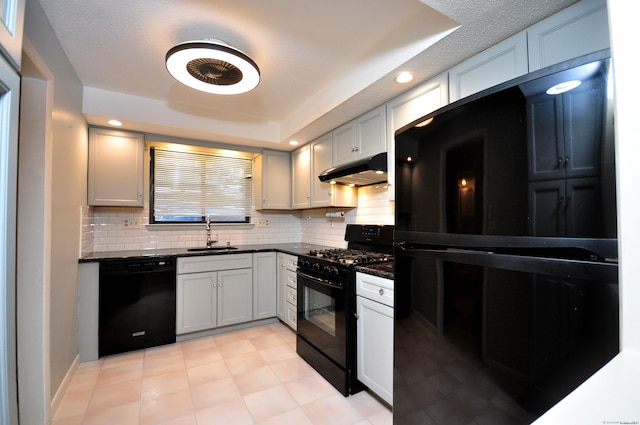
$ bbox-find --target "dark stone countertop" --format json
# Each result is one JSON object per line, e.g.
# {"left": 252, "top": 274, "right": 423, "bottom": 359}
{"left": 79, "top": 242, "right": 334, "bottom": 263}
{"left": 354, "top": 262, "right": 395, "bottom": 280}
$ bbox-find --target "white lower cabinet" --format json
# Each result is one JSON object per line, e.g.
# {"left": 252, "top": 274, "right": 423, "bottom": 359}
{"left": 253, "top": 252, "right": 277, "bottom": 320}
{"left": 356, "top": 272, "right": 393, "bottom": 405}
{"left": 277, "top": 253, "right": 298, "bottom": 330}
{"left": 176, "top": 254, "right": 253, "bottom": 335}
{"left": 217, "top": 268, "right": 253, "bottom": 327}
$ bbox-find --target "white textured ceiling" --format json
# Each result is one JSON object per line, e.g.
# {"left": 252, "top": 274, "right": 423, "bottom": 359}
{"left": 38, "top": 0, "right": 577, "bottom": 151}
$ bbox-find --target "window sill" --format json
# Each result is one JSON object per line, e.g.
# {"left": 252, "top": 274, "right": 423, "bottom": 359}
{"left": 145, "top": 223, "right": 255, "bottom": 231}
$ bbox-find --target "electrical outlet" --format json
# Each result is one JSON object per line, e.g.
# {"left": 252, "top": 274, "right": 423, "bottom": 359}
{"left": 263, "top": 219, "right": 269, "bottom": 227}
{"left": 122, "top": 218, "right": 139, "bottom": 229}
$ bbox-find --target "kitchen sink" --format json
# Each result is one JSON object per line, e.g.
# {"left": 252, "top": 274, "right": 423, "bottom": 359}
{"left": 187, "top": 246, "right": 238, "bottom": 252}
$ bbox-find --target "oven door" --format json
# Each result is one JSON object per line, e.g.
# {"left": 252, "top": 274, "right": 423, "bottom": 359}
{"left": 296, "top": 270, "right": 347, "bottom": 368}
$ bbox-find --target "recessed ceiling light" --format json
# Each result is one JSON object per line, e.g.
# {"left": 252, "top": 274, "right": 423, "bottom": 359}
{"left": 546, "top": 80, "right": 581, "bottom": 95}
{"left": 395, "top": 72, "right": 413, "bottom": 84}
{"left": 108, "top": 119, "right": 123, "bottom": 127}
{"left": 289, "top": 140, "right": 299, "bottom": 146}
{"left": 166, "top": 39, "right": 260, "bottom": 95}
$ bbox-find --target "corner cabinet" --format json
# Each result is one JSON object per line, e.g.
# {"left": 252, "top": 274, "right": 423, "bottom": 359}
{"left": 87, "top": 128, "right": 144, "bottom": 207}
{"left": 254, "top": 150, "right": 291, "bottom": 210}
{"left": 333, "top": 105, "right": 387, "bottom": 167}
{"left": 176, "top": 254, "right": 253, "bottom": 335}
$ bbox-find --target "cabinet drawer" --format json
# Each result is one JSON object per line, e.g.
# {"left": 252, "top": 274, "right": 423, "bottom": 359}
{"left": 178, "top": 254, "right": 252, "bottom": 274}
{"left": 285, "top": 269, "right": 297, "bottom": 289}
{"left": 285, "top": 301, "right": 297, "bottom": 330}
{"left": 286, "top": 285, "right": 297, "bottom": 304}
{"left": 285, "top": 255, "right": 298, "bottom": 271}
{"left": 356, "top": 272, "right": 394, "bottom": 308}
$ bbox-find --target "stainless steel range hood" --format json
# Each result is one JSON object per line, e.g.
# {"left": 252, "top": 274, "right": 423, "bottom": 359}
{"left": 318, "top": 152, "right": 387, "bottom": 186}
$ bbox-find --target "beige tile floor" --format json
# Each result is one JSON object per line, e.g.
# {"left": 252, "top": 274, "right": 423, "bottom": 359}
{"left": 53, "top": 322, "right": 392, "bottom": 425}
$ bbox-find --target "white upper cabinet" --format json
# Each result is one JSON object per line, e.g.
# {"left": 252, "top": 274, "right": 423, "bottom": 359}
{"left": 0, "top": 0, "right": 25, "bottom": 70}
{"left": 291, "top": 144, "right": 312, "bottom": 209}
{"left": 310, "top": 133, "right": 357, "bottom": 209}
{"left": 253, "top": 150, "right": 291, "bottom": 210}
{"left": 386, "top": 73, "right": 449, "bottom": 201}
{"left": 88, "top": 128, "right": 144, "bottom": 207}
{"left": 333, "top": 105, "right": 386, "bottom": 167}
{"left": 527, "top": 0, "right": 609, "bottom": 72}
{"left": 449, "top": 31, "right": 529, "bottom": 102}
{"left": 293, "top": 135, "right": 357, "bottom": 210}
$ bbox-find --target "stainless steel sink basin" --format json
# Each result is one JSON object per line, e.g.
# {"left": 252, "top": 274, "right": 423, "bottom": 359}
{"left": 187, "top": 246, "right": 238, "bottom": 252}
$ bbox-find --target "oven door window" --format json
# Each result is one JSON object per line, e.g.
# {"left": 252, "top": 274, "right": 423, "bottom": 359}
{"left": 305, "top": 286, "right": 336, "bottom": 337}
{"left": 297, "top": 272, "right": 347, "bottom": 368}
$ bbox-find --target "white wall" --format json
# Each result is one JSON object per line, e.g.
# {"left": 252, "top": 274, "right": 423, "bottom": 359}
{"left": 22, "top": 0, "right": 87, "bottom": 419}
{"left": 608, "top": 0, "right": 640, "bottom": 351}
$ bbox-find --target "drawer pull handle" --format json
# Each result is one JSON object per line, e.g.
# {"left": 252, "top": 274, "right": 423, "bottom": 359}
{"left": 379, "top": 288, "right": 384, "bottom": 296}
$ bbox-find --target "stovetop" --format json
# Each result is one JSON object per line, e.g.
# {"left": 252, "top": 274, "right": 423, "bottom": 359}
{"left": 308, "top": 248, "right": 393, "bottom": 266}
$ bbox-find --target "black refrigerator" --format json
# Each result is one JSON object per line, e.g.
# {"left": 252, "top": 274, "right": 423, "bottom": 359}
{"left": 393, "top": 50, "right": 619, "bottom": 425}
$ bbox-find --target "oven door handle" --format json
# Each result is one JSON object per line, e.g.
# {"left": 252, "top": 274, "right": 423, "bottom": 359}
{"left": 296, "top": 270, "right": 344, "bottom": 290}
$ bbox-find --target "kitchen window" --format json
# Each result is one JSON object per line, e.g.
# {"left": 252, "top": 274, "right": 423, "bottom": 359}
{"left": 150, "top": 147, "right": 252, "bottom": 224}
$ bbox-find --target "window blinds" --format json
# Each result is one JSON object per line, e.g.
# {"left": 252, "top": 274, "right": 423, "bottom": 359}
{"left": 152, "top": 148, "right": 252, "bottom": 222}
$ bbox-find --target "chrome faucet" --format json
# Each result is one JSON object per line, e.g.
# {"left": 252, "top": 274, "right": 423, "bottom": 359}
{"left": 206, "top": 215, "right": 213, "bottom": 247}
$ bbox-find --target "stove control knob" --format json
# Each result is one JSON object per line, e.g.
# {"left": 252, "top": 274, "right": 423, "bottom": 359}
{"left": 312, "top": 263, "right": 321, "bottom": 271}
{"left": 328, "top": 267, "right": 340, "bottom": 276}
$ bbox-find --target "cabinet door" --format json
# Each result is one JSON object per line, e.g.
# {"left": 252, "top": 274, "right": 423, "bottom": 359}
{"left": 527, "top": 0, "right": 609, "bottom": 72}
{"left": 332, "top": 120, "right": 357, "bottom": 167}
{"left": 356, "top": 295, "right": 393, "bottom": 405}
{"left": 386, "top": 73, "right": 448, "bottom": 200}
{"left": 254, "top": 150, "right": 291, "bottom": 210}
{"left": 310, "top": 133, "right": 333, "bottom": 207}
{"left": 176, "top": 272, "right": 217, "bottom": 334}
{"left": 253, "top": 252, "right": 276, "bottom": 320}
{"left": 291, "top": 144, "right": 311, "bottom": 209}
{"left": 88, "top": 128, "right": 144, "bottom": 206}
{"left": 0, "top": 0, "right": 25, "bottom": 70}
{"left": 217, "top": 268, "right": 253, "bottom": 327}
{"left": 449, "top": 32, "right": 528, "bottom": 102}
{"left": 276, "top": 253, "right": 287, "bottom": 321}
{"left": 356, "top": 105, "right": 386, "bottom": 159}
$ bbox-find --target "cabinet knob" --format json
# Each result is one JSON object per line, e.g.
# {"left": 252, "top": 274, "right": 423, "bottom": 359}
{"left": 353, "top": 147, "right": 359, "bottom": 152}
{"left": 354, "top": 313, "right": 359, "bottom": 320}
{"left": 379, "top": 288, "right": 385, "bottom": 296}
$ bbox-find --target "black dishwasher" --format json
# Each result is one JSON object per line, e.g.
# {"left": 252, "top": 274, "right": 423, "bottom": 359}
{"left": 99, "top": 257, "right": 176, "bottom": 357}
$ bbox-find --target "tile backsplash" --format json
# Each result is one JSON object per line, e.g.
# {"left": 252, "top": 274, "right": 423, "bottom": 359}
{"left": 81, "top": 183, "right": 394, "bottom": 254}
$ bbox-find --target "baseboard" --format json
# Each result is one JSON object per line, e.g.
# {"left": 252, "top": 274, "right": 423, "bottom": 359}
{"left": 50, "top": 354, "right": 80, "bottom": 418}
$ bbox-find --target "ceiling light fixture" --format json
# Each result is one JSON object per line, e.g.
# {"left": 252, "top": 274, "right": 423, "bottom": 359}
{"left": 395, "top": 72, "right": 414, "bottom": 84}
{"left": 166, "top": 39, "right": 260, "bottom": 95}
{"left": 107, "top": 119, "right": 123, "bottom": 127}
{"left": 289, "top": 140, "right": 299, "bottom": 146}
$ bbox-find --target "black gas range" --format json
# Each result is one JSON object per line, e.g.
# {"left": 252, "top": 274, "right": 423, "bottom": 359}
{"left": 296, "top": 224, "right": 394, "bottom": 396}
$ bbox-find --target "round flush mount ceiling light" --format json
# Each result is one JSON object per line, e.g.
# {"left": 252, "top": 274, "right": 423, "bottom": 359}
{"left": 166, "top": 39, "right": 260, "bottom": 95}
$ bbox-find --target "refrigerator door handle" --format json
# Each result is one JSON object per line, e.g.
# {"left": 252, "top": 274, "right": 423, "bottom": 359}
{"left": 394, "top": 243, "right": 618, "bottom": 282}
